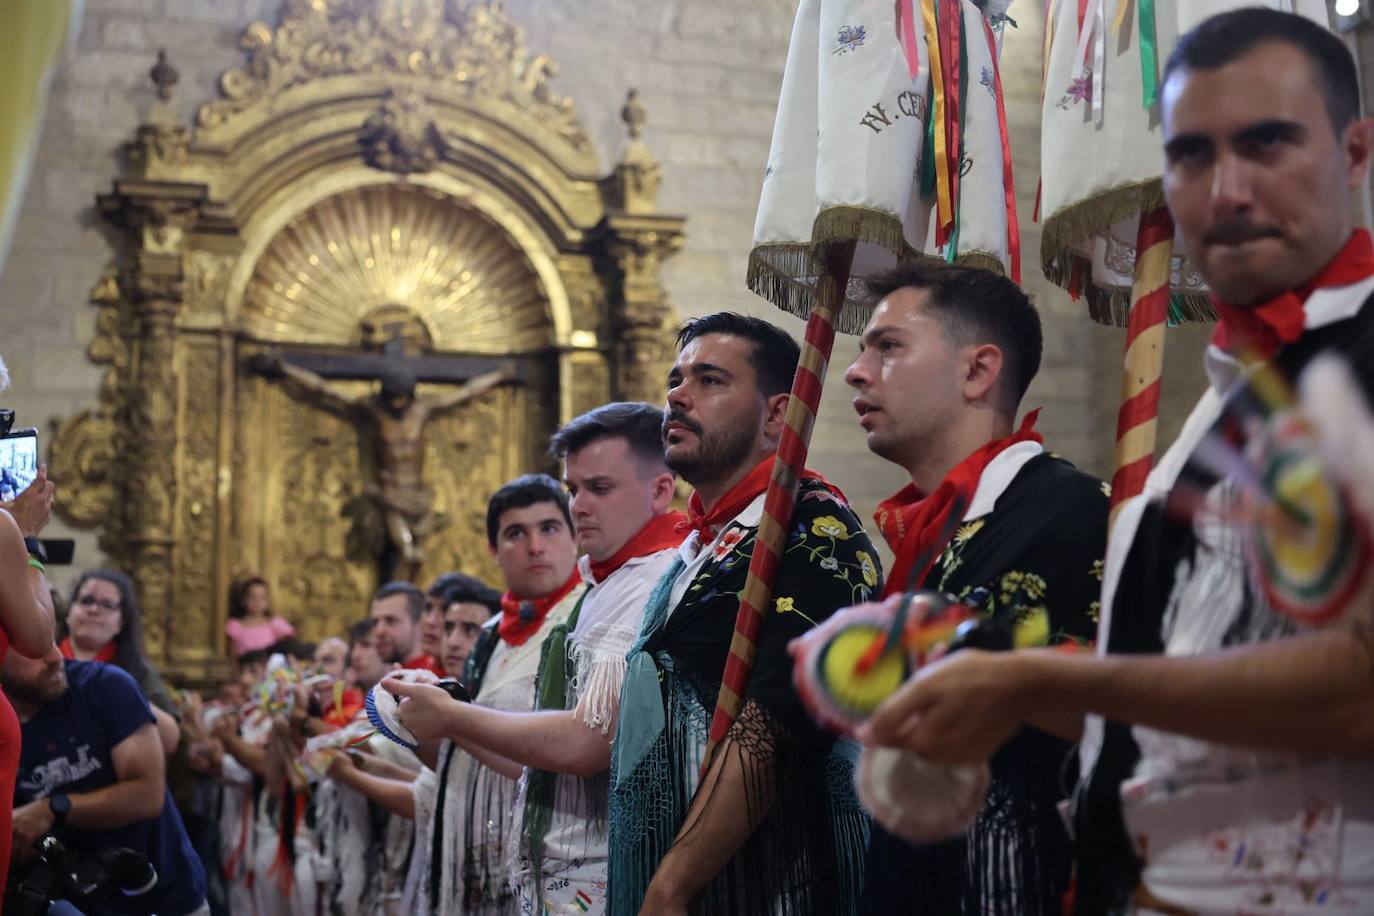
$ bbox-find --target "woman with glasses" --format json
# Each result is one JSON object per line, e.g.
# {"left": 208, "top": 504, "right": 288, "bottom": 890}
{"left": 0, "top": 357, "right": 58, "bottom": 894}
{"left": 62, "top": 569, "right": 181, "bottom": 753}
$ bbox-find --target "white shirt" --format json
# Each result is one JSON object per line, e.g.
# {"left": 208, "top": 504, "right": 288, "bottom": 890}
{"left": 508, "top": 544, "right": 681, "bottom": 915}
{"left": 407, "top": 588, "right": 582, "bottom": 916}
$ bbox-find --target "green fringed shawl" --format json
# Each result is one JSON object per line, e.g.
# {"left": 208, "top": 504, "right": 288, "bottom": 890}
{"left": 517, "top": 590, "right": 588, "bottom": 893}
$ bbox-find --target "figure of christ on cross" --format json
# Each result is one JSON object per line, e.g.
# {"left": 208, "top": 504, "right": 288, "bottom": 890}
{"left": 251, "top": 347, "right": 515, "bottom": 581}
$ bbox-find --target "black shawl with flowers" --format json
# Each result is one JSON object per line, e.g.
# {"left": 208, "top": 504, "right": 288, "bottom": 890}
{"left": 862, "top": 453, "right": 1107, "bottom": 916}
{"left": 608, "top": 476, "right": 882, "bottom": 915}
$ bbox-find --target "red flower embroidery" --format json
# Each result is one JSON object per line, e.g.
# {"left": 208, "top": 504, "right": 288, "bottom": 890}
{"left": 712, "top": 529, "right": 745, "bottom": 561}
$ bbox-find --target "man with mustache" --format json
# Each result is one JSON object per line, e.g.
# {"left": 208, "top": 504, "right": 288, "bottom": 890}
{"left": 608, "top": 313, "right": 881, "bottom": 916}
{"left": 859, "top": 10, "right": 1374, "bottom": 913}
{"left": 839, "top": 263, "right": 1107, "bottom": 914}
{"left": 386, "top": 402, "right": 685, "bottom": 915}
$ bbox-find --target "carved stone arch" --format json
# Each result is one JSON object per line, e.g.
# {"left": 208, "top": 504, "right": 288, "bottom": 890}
{"left": 220, "top": 167, "right": 576, "bottom": 349}
{"left": 51, "top": 0, "right": 685, "bottom": 685}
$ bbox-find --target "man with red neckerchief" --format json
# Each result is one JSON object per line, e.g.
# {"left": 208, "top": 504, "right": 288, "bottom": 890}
{"left": 858, "top": 11, "right": 1374, "bottom": 915}
{"left": 608, "top": 313, "right": 881, "bottom": 916}
{"left": 380, "top": 473, "right": 582, "bottom": 915}
{"left": 388, "top": 403, "right": 685, "bottom": 916}
{"left": 839, "top": 263, "right": 1107, "bottom": 915}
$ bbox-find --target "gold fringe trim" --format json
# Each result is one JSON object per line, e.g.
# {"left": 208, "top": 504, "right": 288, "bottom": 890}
{"left": 811, "top": 205, "right": 911, "bottom": 259}
{"left": 1039, "top": 179, "right": 1216, "bottom": 327}
{"left": 747, "top": 205, "right": 1010, "bottom": 335}
{"left": 1039, "top": 178, "right": 1167, "bottom": 263}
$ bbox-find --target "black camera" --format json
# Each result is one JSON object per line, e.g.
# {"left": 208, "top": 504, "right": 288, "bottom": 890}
{"left": 5, "top": 836, "right": 157, "bottom": 916}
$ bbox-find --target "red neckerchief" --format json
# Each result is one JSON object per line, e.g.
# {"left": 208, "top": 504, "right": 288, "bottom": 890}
{"left": 679, "top": 455, "right": 841, "bottom": 542}
{"left": 402, "top": 653, "right": 445, "bottom": 677}
{"left": 498, "top": 568, "right": 582, "bottom": 647}
{"left": 1211, "top": 229, "right": 1374, "bottom": 357}
{"left": 322, "top": 688, "right": 364, "bottom": 729}
{"left": 588, "top": 511, "right": 689, "bottom": 584}
{"left": 876, "top": 409, "right": 1043, "bottom": 597}
{"left": 58, "top": 638, "right": 117, "bottom": 663}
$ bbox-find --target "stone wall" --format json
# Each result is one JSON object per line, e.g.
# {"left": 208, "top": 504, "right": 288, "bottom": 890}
{"left": 1, "top": 0, "right": 1332, "bottom": 586}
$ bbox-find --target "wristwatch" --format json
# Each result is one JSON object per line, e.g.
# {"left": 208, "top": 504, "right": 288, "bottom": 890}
{"left": 48, "top": 793, "right": 70, "bottom": 827}
{"left": 23, "top": 537, "right": 46, "bottom": 565}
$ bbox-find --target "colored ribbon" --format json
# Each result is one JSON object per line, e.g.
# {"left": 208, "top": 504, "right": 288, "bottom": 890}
{"left": 947, "top": 2, "right": 970, "bottom": 261}
{"left": 922, "top": 0, "right": 953, "bottom": 244}
{"left": 982, "top": 16, "right": 1021, "bottom": 283}
{"left": 1137, "top": 0, "right": 1159, "bottom": 108}
{"left": 942, "top": 0, "right": 964, "bottom": 248}
{"left": 897, "top": 0, "right": 920, "bottom": 80}
{"left": 1110, "top": 0, "right": 1131, "bottom": 33}
{"left": 1072, "top": 0, "right": 1106, "bottom": 126}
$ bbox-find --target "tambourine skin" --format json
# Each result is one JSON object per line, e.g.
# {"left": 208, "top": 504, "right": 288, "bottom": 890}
{"left": 857, "top": 746, "right": 991, "bottom": 843}
{"left": 792, "top": 604, "right": 912, "bottom": 735}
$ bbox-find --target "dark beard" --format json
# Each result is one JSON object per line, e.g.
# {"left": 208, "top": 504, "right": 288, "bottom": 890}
{"left": 665, "top": 414, "right": 759, "bottom": 489}
{"left": 1, "top": 666, "right": 67, "bottom": 707}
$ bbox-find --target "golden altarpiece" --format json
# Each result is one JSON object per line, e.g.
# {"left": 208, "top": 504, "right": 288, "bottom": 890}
{"left": 49, "top": 0, "right": 686, "bottom": 685}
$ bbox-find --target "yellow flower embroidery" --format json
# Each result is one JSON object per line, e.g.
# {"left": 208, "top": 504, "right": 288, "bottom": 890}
{"left": 811, "top": 516, "right": 850, "bottom": 540}
{"left": 999, "top": 570, "right": 1047, "bottom": 603}
{"left": 1088, "top": 600, "right": 1101, "bottom": 624}
{"left": 856, "top": 551, "right": 879, "bottom": 588}
{"left": 1100, "top": 481, "right": 1112, "bottom": 498}
{"left": 953, "top": 519, "right": 985, "bottom": 545}
{"left": 774, "top": 596, "right": 796, "bottom": 614}
{"left": 1090, "top": 559, "right": 1104, "bottom": 582}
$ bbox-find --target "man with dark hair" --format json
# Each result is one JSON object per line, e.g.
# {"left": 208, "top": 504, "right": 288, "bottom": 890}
{"left": 368, "top": 581, "right": 442, "bottom": 674}
{"left": 858, "top": 9, "right": 1374, "bottom": 913}
{"left": 369, "top": 473, "right": 582, "bottom": 914}
{"left": 344, "top": 618, "right": 394, "bottom": 692}
{"left": 841, "top": 262, "right": 1106, "bottom": 914}
{"left": 673, "top": 312, "right": 802, "bottom": 398}
{"left": 606, "top": 313, "right": 880, "bottom": 915}
{"left": 435, "top": 574, "right": 501, "bottom": 680}
{"left": 418, "top": 573, "right": 467, "bottom": 674}
{"left": 387, "top": 403, "right": 684, "bottom": 914}
{"left": 5, "top": 645, "right": 209, "bottom": 915}
{"left": 484, "top": 472, "right": 575, "bottom": 550}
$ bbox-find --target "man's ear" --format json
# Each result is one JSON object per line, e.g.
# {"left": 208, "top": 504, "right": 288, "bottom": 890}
{"left": 762, "top": 392, "right": 791, "bottom": 443}
{"left": 650, "top": 472, "right": 676, "bottom": 513}
{"left": 962, "top": 343, "right": 1005, "bottom": 405}
{"left": 1344, "top": 117, "right": 1374, "bottom": 190}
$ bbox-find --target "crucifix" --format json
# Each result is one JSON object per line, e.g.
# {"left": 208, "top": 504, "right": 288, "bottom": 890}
{"left": 250, "top": 318, "right": 523, "bottom": 583}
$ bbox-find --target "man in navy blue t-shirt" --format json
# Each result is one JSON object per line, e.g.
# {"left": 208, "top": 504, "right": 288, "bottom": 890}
{"left": 4, "top": 646, "right": 207, "bottom": 915}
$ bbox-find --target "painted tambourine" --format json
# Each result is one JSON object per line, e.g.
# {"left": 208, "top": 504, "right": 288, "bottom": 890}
{"left": 1243, "top": 400, "right": 1374, "bottom": 628}
{"left": 790, "top": 591, "right": 1001, "bottom": 842}
{"left": 365, "top": 672, "right": 471, "bottom": 749}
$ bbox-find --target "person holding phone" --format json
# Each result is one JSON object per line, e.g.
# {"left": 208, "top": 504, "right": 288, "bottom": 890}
{"left": 0, "top": 355, "right": 58, "bottom": 893}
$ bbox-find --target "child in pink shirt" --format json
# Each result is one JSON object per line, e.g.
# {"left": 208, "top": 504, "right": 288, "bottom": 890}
{"left": 225, "top": 577, "right": 294, "bottom": 657}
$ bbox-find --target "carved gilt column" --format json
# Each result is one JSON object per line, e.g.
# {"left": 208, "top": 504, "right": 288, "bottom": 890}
{"left": 601, "top": 90, "right": 686, "bottom": 405}
{"left": 97, "top": 181, "right": 207, "bottom": 662}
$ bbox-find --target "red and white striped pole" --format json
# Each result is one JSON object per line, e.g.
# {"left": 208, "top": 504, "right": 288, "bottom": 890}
{"left": 1109, "top": 205, "right": 1174, "bottom": 526}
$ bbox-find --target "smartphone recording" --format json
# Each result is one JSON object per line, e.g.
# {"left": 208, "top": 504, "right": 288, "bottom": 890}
{"left": 0, "top": 428, "right": 38, "bottom": 501}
